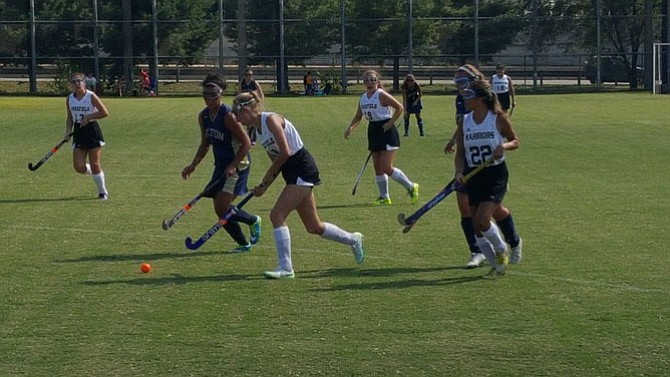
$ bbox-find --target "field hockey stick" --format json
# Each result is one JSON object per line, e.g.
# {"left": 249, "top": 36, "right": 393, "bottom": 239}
{"left": 28, "top": 131, "right": 74, "bottom": 171}
{"left": 162, "top": 176, "right": 225, "bottom": 230}
{"left": 351, "top": 152, "right": 372, "bottom": 195}
{"left": 184, "top": 192, "right": 254, "bottom": 250}
{"left": 397, "top": 157, "right": 495, "bottom": 234}
{"left": 509, "top": 106, "right": 515, "bottom": 118}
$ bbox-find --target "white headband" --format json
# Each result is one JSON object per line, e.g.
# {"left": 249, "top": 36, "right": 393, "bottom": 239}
{"left": 458, "top": 65, "right": 477, "bottom": 78}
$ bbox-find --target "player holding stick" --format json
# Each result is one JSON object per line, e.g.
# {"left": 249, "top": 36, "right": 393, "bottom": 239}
{"left": 233, "top": 91, "right": 365, "bottom": 279}
{"left": 454, "top": 78, "right": 520, "bottom": 277}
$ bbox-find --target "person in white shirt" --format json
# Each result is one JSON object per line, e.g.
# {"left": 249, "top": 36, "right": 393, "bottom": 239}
{"left": 233, "top": 91, "right": 365, "bottom": 279}
{"left": 64, "top": 72, "right": 110, "bottom": 200}
{"left": 454, "top": 79, "right": 520, "bottom": 278}
{"left": 344, "top": 70, "right": 420, "bottom": 206}
{"left": 490, "top": 63, "right": 516, "bottom": 113}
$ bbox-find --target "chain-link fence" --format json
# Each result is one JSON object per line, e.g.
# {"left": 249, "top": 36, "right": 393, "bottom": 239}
{"left": 1, "top": 0, "right": 668, "bottom": 95}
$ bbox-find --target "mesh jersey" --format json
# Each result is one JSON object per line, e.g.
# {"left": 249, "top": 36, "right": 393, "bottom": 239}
{"left": 462, "top": 111, "right": 505, "bottom": 168}
{"left": 491, "top": 74, "right": 510, "bottom": 94}
{"left": 258, "top": 112, "right": 304, "bottom": 159}
{"left": 68, "top": 90, "right": 97, "bottom": 123}
{"left": 359, "top": 89, "right": 392, "bottom": 122}
{"left": 200, "top": 105, "right": 250, "bottom": 170}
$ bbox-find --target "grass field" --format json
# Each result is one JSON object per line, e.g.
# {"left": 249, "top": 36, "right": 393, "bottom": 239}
{"left": 1, "top": 93, "right": 669, "bottom": 376}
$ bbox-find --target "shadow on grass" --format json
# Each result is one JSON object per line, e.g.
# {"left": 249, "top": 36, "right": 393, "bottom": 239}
{"left": 0, "top": 196, "right": 96, "bottom": 204}
{"left": 57, "top": 249, "right": 245, "bottom": 263}
{"left": 316, "top": 203, "right": 380, "bottom": 210}
{"left": 302, "top": 266, "right": 483, "bottom": 290}
{"left": 82, "top": 272, "right": 264, "bottom": 286}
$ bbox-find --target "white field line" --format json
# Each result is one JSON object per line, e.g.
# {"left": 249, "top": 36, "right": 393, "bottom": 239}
{"left": 4, "top": 224, "right": 665, "bottom": 294}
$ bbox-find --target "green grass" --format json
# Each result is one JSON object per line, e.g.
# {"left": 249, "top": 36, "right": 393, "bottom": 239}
{"left": 1, "top": 93, "right": 669, "bottom": 376}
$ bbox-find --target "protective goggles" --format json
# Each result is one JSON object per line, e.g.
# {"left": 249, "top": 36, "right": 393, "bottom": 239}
{"left": 202, "top": 91, "right": 221, "bottom": 100}
{"left": 363, "top": 76, "right": 378, "bottom": 83}
{"left": 461, "top": 89, "right": 478, "bottom": 100}
{"left": 453, "top": 77, "right": 471, "bottom": 90}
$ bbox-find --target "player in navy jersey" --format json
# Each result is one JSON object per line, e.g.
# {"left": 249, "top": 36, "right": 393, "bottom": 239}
{"left": 233, "top": 91, "right": 365, "bottom": 279}
{"left": 239, "top": 68, "right": 263, "bottom": 145}
{"left": 454, "top": 78, "right": 519, "bottom": 277}
{"left": 400, "top": 74, "right": 424, "bottom": 136}
{"left": 344, "top": 70, "right": 419, "bottom": 206}
{"left": 64, "top": 72, "right": 110, "bottom": 200}
{"left": 445, "top": 65, "right": 523, "bottom": 269}
{"left": 181, "top": 74, "right": 261, "bottom": 253}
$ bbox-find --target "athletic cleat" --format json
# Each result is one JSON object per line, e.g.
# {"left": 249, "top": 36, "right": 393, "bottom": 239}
{"left": 495, "top": 250, "right": 509, "bottom": 276}
{"left": 466, "top": 253, "right": 487, "bottom": 269}
{"left": 408, "top": 183, "right": 420, "bottom": 204}
{"left": 350, "top": 232, "right": 365, "bottom": 264}
{"left": 232, "top": 244, "right": 252, "bottom": 253}
{"left": 510, "top": 238, "right": 523, "bottom": 264}
{"left": 250, "top": 216, "right": 262, "bottom": 245}
{"left": 264, "top": 268, "right": 295, "bottom": 279}
{"left": 372, "top": 197, "right": 392, "bottom": 206}
{"left": 98, "top": 193, "right": 108, "bottom": 200}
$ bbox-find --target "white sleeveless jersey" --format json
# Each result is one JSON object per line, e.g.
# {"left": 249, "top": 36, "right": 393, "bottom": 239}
{"left": 68, "top": 90, "right": 97, "bottom": 123}
{"left": 491, "top": 74, "right": 510, "bottom": 94}
{"left": 463, "top": 111, "right": 505, "bottom": 168}
{"left": 359, "top": 89, "right": 392, "bottom": 122}
{"left": 258, "top": 112, "right": 304, "bottom": 159}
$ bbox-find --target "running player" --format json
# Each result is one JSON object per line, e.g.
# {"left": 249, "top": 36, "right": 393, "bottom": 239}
{"left": 64, "top": 72, "right": 110, "bottom": 200}
{"left": 233, "top": 91, "right": 365, "bottom": 279}
{"left": 181, "top": 74, "right": 261, "bottom": 253}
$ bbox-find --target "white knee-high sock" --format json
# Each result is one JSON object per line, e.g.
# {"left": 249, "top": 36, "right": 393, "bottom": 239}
{"left": 273, "top": 226, "right": 293, "bottom": 271}
{"left": 375, "top": 174, "right": 389, "bottom": 199}
{"left": 475, "top": 236, "right": 497, "bottom": 267}
{"left": 321, "top": 222, "right": 356, "bottom": 245}
{"left": 92, "top": 171, "right": 108, "bottom": 195}
{"left": 481, "top": 222, "right": 507, "bottom": 253}
{"left": 390, "top": 167, "right": 413, "bottom": 190}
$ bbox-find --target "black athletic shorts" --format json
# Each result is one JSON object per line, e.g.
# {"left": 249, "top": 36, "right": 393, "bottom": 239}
{"left": 466, "top": 162, "right": 509, "bottom": 205}
{"left": 367, "top": 120, "right": 400, "bottom": 152}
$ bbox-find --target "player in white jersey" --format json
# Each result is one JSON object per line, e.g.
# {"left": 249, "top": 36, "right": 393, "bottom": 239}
{"left": 445, "top": 64, "right": 523, "bottom": 269}
{"left": 454, "top": 79, "right": 519, "bottom": 277}
{"left": 64, "top": 72, "right": 110, "bottom": 200}
{"left": 344, "top": 70, "right": 420, "bottom": 206}
{"left": 233, "top": 91, "right": 365, "bottom": 279}
{"left": 490, "top": 63, "right": 516, "bottom": 113}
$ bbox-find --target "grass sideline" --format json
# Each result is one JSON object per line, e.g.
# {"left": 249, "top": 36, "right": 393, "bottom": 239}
{"left": 1, "top": 93, "right": 669, "bottom": 376}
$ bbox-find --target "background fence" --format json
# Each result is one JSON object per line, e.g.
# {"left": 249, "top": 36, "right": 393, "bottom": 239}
{"left": 1, "top": 0, "right": 668, "bottom": 95}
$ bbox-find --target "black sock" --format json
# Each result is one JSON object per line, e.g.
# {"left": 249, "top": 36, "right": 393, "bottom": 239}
{"left": 223, "top": 221, "right": 248, "bottom": 246}
{"left": 230, "top": 208, "right": 256, "bottom": 225}
{"left": 496, "top": 214, "right": 520, "bottom": 247}
{"left": 460, "top": 217, "right": 480, "bottom": 254}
